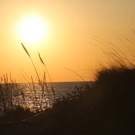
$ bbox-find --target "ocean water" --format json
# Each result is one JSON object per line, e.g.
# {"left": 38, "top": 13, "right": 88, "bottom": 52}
{"left": 50, "top": 81, "right": 87, "bottom": 96}
{"left": 15, "top": 81, "right": 90, "bottom": 112}
{"left": 0, "top": 82, "right": 91, "bottom": 114}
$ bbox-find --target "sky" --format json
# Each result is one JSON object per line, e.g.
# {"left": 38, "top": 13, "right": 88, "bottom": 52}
{"left": 0, "top": 0, "right": 135, "bottom": 82}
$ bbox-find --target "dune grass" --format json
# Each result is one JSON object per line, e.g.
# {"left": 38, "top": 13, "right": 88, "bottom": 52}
{"left": 21, "top": 43, "right": 55, "bottom": 112}
{"left": 1, "top": 37, "right": 135, "bottom": 134}
{"left": 0, "top": 74, "right": 34, "bottom": 126}
{"left": 40, "top": 63, "right": 135, "bottom": 135}
{"left": 2, "top": 63, "right": 135, "bottom": 135}
{"left": 0, "top": 43, "right": 55, "bottom": 123}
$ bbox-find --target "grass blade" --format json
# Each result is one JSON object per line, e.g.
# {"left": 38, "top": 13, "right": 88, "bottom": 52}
{"left": 21, "top": 43, "right": 31, "bottom": 58}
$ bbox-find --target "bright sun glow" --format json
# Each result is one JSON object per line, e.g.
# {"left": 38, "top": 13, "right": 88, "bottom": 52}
{"left": 19, "top": 17, "right": 47, "bottom": 43}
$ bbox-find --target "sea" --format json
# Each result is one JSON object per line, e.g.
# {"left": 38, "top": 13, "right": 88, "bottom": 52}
{"left": 16, "top": 81, "right": 91, "bottom": 112}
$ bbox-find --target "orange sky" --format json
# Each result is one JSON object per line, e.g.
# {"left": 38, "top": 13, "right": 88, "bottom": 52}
{"left": 0, "top": 0, "right": 135, "bottom": 82}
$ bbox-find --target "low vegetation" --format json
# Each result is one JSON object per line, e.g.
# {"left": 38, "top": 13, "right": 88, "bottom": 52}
{"left": 1, "top": 63, "right": 135, "bottom": 135}
{"left": 42, "top": 64, "right": 135, "bottom": 135}
{"left": 0, "top": 42, "right": 135, "bottom": 134}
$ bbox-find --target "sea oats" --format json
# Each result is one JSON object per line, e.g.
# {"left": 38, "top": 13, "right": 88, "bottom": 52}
{"left": 38, "top": 52, "right": 46, "bottom": 66}
{"left": 21, "top": 43, "right": 31, "bottom": 57}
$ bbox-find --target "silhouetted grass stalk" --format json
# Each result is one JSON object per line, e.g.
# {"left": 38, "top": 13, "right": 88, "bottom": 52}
{"left": 21, "top": 43, "right": 40, "bottom": 83}
{"left": 0, "top": 74, "right": 27, "bottom": 118}
{"left": 38, "top": 52, "right": 55, "bottom": 97}
{"left": 21, "top": 43, "right": 55, "bottom": 111}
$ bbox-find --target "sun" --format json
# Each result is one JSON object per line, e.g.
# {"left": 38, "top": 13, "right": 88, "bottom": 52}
{"left": 19, "top": 17, "right": 47, "bottom": 43}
